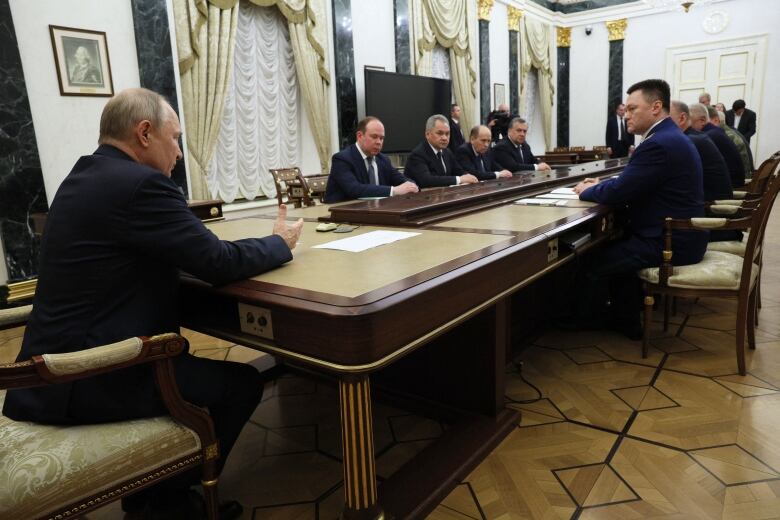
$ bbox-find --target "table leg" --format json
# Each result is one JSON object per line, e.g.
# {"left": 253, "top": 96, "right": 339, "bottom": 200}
{"left": 339, "top": 374, "right": 384, "bottom": 520}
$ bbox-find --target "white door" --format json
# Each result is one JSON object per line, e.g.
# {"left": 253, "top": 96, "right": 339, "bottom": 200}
{"left": 665, "top": 34, "right": 767, "bottom": 157}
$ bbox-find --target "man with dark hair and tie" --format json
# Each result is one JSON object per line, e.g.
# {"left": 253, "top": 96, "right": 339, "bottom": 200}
{"left": 571, "top": 79, "right": 706, "bottom": 338}
{"left": 447, "top": 103, "right": 466, "bottom": 152}
{"left": 455, "top": 125, "right": 512, "bottom": 180}
{"left": 325, "top": 116, "right": 418, "bottom": 202}
{"left": 725, "top": 99, "right": 756, "bottom": 143}
{"left": 605, "top": 103, "right": 633, "bottom": 158}
{"left": 492, "top": 117, "right": 551, "bottom": 173}
{"left": 690, "top": 103, "right": 745, "bottom": 187}
{"left": 404, "top": 114, "right": 479, "bottom": 188}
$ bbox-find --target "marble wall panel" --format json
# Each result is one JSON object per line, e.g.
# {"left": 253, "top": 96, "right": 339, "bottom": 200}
{"left": 509, "top": 30, "right": 519, "bottom": 116}
{"left": 0, "top": 0, "right": 47, "bottom": 283}
{"left": 332, "top": 0, "right": 358, "bottom": 148}
{"left": 131, "top": 0, "right": 188, "bottom": 195}
{"left": 394, "top": 0, "right": 411, "bottom": 75}
{"left": 479, "top": 19, "right": 490, "bottom": 122}
{"left": 608, "top": 40, "right": 624, "bottom": 115}
{"left": 557, "top": 46, "right": 570, "bottom": 147}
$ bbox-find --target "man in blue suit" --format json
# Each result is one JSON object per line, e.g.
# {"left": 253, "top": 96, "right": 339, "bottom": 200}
{"left": 3, "top": 88, "right": 303, "bottom": 519}
{"left": 690, "top": 103, "right": 745, "bottom": 188}
{"left": 455, "top": 125, "right": 513, "bottom": 181}
{"left": 492, "top": 117, "right": 551, "bottom": 173}
{"left": 325, "top": 116, "right": 418, "bottom": 203}
{"left": 572, "top": 79, "right": 707, "bottom": 337}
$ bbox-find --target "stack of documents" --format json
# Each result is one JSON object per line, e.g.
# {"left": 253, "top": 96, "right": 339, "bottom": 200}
{"left": 514, "top": 187, "right": 592, "bottom": 207}
{"left": 312, "top": 230, "right": 420, "bottom": 253}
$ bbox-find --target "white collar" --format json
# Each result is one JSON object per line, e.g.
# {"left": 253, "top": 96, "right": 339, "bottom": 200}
{"left": 355, "top": 144, "right": 371, "bottom": 161}
{"left": 429, "top": 143, "right": 444, "bottom": 155}
{"left": 641, "top": 116, "right": 668, "bottom": 140}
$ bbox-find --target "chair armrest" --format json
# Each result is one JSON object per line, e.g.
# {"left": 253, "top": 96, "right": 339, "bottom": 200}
{"left": 5, "top": 333, "right": 188, "bottom": 388}
{"left": 0, "top": 304, "right": 32, "bottom": 330}
{"left": 732, "top": 191, "right": 747, "bottom": 199}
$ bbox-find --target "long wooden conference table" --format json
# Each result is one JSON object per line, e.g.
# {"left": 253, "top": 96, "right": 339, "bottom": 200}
{"left": 179, "top": 158, "right": 628, "bottom": 519}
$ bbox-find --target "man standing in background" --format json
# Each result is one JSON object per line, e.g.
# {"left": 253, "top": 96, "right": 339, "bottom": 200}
{"left": 725, "top": 100, "right": 757, "bottom": 144}
{"left": 605, "top": 103, "right": 633, "bottom": 158}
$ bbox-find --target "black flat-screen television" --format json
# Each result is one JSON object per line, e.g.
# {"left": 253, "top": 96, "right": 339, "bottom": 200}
{"left": 364, "top": 69, "right": 452, "bottom": 153}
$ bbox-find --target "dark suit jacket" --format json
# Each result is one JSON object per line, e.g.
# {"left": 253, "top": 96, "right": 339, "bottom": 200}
{"left": 605, "top": 114, "right": 633, "bottom": 158}
{"left": 492, "top": 138, "right": 537, "bottom": 172}
{"left": 454, "top": 143, "right": 502, "bottom": 181}
{"left": 404, "top": 141, "right": 465, "bottom": 187}
{"left": 580, "top": 117, "right": 707, "bottom": 265}
{"left": 324, "top": 144, "right": 408, "bottom": 203}
{"left": 725, "top": 108, "right": 756, "bottom": 142}
{"left": 3, "top": 145, "right": 292, "bottom": 423}
{"left": 703, "top": 123, "right": 745, "bottom": 187}
{"left": 684, "top": 127, "right": 733, "bottom": 201}
{"left": 447, "top": 118, "right": 466, "bottom": 152}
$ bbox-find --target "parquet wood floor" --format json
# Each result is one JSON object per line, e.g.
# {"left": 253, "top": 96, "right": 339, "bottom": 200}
{"left": 4, "top": 209, "right": 778, "bottom": 519}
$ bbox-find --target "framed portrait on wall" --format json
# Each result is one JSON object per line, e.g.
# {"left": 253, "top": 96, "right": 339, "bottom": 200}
{"left": 49, "top": 25, "right": 114, "bottom": 96}
{"left": 493, "top": 83, "right": 506, "bottom": 107}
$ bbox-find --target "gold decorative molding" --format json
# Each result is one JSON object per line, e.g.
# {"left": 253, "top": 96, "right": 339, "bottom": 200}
{"left": 606, "top": 19, "right": 627, "bottom": 41}
{"left": 556, "top": 27, "right": 571, "bottom": 47}
{"left": 6, "top": 279, "right": 37, "bottom": 303}
{"left": 507, "top": 6, "right": 523, "bottom": 31}
{"left": 477, "top": 0, "right": 494, "bottom": 21}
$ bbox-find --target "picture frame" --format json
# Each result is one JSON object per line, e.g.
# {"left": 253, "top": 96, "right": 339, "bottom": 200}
{"left": 493, "top": 83, "right": 506, "bottom": 107}
{"left": 49, "top": 25, "right": 114, "bottom": 97}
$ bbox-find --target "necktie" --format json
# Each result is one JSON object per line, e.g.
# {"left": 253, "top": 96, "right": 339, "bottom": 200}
{"left": 437, "top": 151, "right": 447, "bottom": 174}
{"left": 618, "top": 117, "right": 624, "bottom": 140}
{"left": 477, "top": 154, "right": 486, "bottom": 173}
{"left": 366, "top": 157, "right": 378, "bottom": 185}
{"left": 517, "top": 145, "right": 524, "bottom": 163}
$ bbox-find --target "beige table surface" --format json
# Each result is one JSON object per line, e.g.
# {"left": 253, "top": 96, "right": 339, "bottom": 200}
{"left": 207, "top": 218, "right": 510, "bottom": 299}
{"left": 433, "top": 203, "right": 593, "bottom": 233}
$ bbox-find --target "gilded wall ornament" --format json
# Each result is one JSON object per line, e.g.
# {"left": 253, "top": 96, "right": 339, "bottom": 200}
{"left": 477, "top": 0, "right": 494, "bottom": 21}
{"left": 556, "top": 27, "right": 571, "bottom": 48}
{"left": 606, "top": 19, "right": 627, "bottom": 41}
{"left": 507, "top": 6, "right": 523, "bottom": 31}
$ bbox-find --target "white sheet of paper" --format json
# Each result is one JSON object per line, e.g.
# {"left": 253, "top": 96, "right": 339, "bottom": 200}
{"left": 312, "top": 230, "right": 421, "bottom": 253}
{"left": 514, "top": 198, "right": 568, "bottom": 207}
{"left": 538, "top": 193, "right": 580, "bottom": 199}
{"left": 550, "top": 187, "right": 577, "bottom": 195}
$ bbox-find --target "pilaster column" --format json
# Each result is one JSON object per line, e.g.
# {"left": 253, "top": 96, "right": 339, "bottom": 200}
{"left": 477, "top": 0, "right": 494, "bottom": 122}
{"left": 606, "top": 19, "right": 627, "bottom": 117}
{"left": 507, "top": 6, "right": 523, "bottom": 117}
{"left": 556, "top": 27, "right": 571, "bottom": 148}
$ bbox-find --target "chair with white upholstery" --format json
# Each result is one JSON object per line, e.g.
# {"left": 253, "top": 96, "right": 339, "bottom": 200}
{"left": 638, "top": 167, "right": 780, "bottom": 375}
{"left": 0, "top": 319, "right": 221, "bottom": 520}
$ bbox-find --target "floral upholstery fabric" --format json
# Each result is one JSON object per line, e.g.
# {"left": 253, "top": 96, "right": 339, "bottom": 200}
{"left": 638, "top": 251, "right": 759, "bottom": 290}
{"left": 707, "top": 240, "right": 748, "bottom": 257}
{"left": 41, "top": 337, "right": 143, "bottom": 376}
{"left": 0, "top": 390, "right": 200, "bottom": 519}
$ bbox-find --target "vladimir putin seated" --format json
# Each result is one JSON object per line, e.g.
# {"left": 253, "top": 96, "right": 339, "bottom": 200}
{"left": 404, "top": 114, "right": 479, "bottom": 188}
{"left": 455, "top": 125, "right": 513, "bottom": 180}
{"left": 492, "top": 117, "right": 551, "bottom": 173}
{"left": 324, "top": 117, "right": 418, "bottom": 203}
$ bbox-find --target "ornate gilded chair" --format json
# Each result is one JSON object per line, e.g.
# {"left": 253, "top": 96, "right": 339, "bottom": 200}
{"left": 297, "top": 173, "right": 329, "bottom": 207}
{"left": 269, "top": 167, "right": 304, "bottom": 207}
{"left": 0, "top": 310, "right": 221, "bottom": 520}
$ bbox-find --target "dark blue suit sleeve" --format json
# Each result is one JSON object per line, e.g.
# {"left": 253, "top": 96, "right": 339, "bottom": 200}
{"left": 580, "top": 140, "right": 665, "bottom": 204}
{"left": 329, "top": 155, "right": 392, "bottom": 200}
{"left": 404, "top": 150, "right": 459, "bottom": 187}
{"left": 124, "top": 174, "right": 292, "bottom": 286}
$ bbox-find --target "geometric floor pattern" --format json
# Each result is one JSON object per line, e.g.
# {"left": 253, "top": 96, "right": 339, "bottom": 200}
{"left": 2, "top": 212, "right": 779, "bottom": 519}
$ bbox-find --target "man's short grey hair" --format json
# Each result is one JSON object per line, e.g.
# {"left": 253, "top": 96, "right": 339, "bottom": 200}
{"left": 689, "top": 103, "right": 709, "bottom": 120}
{"left": 508, "top": 117, "right": 527, "bottom": 130}
{"left": 425, "top": 114, "right": 449, "bottom": 132}
{"left": 99, "top": 88, "right": 169, "bottom": 144}
{"left": 671, "top": 100, "right": 689, "bottom": 116}
{"left": 716, "top": 110, "right": 726, "bottom": 123}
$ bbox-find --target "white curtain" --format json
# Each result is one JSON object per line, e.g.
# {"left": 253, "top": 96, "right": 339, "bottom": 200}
{"left": 522, "top": 70, "right": 538, "bottom": 130}
{"left": 174, "top": 0, "right": 331, "bottom": 199}
{"left": 411, "top": 0, "right": 478, "bottom": 131}
{"left": 520, "top": 17, "right": 554, "bottom": 151}
{"left": 208, "top": 3, "right": 298, "bottom": 202}
{"left": 431, "top": 45, "right": 451, "bottom": 81}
